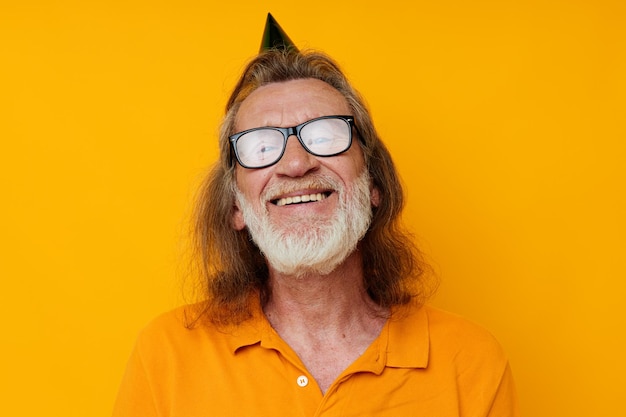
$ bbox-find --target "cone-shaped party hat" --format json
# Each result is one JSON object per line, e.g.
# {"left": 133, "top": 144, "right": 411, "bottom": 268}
{"left": 259, "top": 13, "right": 299, "bottom": 53}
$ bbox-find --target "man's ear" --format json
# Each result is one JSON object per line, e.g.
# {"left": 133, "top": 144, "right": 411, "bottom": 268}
{"left": 232, "top": 201, "right": 246, "bottom": 231}
{"left": 370, "top": 185, "right": 381, "bottom": 208}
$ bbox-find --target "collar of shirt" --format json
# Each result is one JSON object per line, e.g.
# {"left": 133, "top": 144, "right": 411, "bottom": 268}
{"left": 225, "top": 298, "right": 430, "bottom": 373}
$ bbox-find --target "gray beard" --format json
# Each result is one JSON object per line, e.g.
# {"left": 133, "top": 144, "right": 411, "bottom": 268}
{"left": 234, "top": 170, "right": 373, "bottom": 277}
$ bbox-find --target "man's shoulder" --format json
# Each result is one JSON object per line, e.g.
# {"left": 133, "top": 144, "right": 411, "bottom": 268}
{"left": 136, "top": 303, "right": 240, "bottom": 347}
{"left": 423, "top": 305, "right": 497, "bottom": 336}
{"left": 421, "top": 304, "right": 509, "bottom": 364}
{"left": 134, "top": 302, "right": 265, "bottom": 354}
{"left": 134, "top": 305, "right": 200, "bottom": 346}
{"left": 393, "top": 303, "right": 507, "bottom": 362}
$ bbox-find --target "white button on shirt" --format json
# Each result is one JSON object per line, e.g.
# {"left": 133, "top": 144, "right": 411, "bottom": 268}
{"left": 297, "top": 376, "right": 309, "bottom": 387}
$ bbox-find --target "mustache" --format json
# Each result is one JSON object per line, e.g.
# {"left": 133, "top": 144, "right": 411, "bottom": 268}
{"left": 261, "top": 174, "right": 343, "bottom": 202}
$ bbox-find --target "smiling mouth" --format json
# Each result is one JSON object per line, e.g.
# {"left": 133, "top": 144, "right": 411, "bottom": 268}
{"left": 272, "top": 192, "right": 332, "bottom": 206}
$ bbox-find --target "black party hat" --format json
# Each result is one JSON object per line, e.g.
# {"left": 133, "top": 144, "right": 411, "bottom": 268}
{"left": 259, "top": 13, "right": 299, "bottom": 53}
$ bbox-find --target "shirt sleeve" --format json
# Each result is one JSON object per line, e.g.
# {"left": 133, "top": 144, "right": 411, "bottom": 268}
{"left": 486, "top": 361, "right": 520, "bottom": 417}
{"left": 112, "top": 340, "right": 160, "bottom": 417}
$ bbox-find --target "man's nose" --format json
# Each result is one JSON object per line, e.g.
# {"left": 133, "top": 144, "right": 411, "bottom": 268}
{"left": 274, "top": 135, "right": 320, "bottom": 177}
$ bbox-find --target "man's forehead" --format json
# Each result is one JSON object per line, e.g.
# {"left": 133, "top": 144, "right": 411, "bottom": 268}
{"left": 234, "top": 79, "right": 350, "bottom": 130}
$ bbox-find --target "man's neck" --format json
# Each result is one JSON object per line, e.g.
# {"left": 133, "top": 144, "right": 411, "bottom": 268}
{"left": 261, "top": 251, "right": 389, "bottom": 393}
{"left": 263, "top": 251, "right": 386, "bottom": 332}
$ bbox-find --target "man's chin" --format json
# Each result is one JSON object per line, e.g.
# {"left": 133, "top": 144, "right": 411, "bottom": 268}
{"left": 259, "top": 234, "right": 353, "bottom": 277}
{"left": 266, "top": 256, "right": 344, "bottom": 278}
{"left": 269, "top": 217, "right": 334, "bottom": 237}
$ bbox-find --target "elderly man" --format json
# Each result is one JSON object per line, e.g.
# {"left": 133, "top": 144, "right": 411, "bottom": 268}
{"left": 113, "top": 15, "right": 518, "bottom": 417}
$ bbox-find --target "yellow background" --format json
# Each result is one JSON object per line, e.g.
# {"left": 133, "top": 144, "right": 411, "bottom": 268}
{"left": 1, "top": 1, "right": 624, "bottom": 415}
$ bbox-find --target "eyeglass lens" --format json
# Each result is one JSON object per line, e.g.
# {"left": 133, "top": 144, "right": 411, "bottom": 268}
{"left": 235, "top": 117, "right": 351, "bottom": 168}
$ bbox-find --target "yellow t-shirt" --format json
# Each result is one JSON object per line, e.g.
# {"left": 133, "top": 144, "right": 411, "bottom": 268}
{"left": 113, "top": 302, "right": 519, "bottom": 416}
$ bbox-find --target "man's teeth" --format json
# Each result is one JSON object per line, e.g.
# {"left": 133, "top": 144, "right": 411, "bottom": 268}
{"left": 276, "top": 193, "right": 327, "bottom": 207}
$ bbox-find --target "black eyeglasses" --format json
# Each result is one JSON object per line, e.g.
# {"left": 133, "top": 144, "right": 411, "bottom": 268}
{"left": 229, "top": 115, "right": 355, "bottom": 169}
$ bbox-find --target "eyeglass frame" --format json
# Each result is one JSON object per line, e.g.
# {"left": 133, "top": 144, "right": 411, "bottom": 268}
{"left": 229, "top": 115, "right": 357, "bottom": 169}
